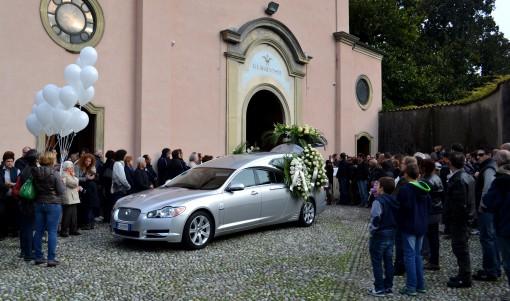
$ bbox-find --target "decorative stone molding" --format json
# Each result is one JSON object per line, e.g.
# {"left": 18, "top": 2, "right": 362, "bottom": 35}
{"left": 221, "top": 17, "right": 310, "bottom": 78}
{"left": 333, "top": 31, "right": 383, "bottom": 61}
{"left": 355, "top": 132, "right": 374, "bottom": 155}
{"left": 222, "top": 18, "right": 308, "bottom": 153}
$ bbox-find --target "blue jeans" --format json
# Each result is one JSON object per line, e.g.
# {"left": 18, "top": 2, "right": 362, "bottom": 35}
{"left": 34, "top": 203, "right": 62, "bottom": 261}
{"left": 402, "top": 233, "right": 425, "bottom": 292}
{"left": 479, "top": 212, "right": 501, "bottom": 276}
{"left": 357, "top": 180, "right": 369, "bottom": 206}
{"left": 369, "top": 229, "right": 396, "bottom": 291}
{"left": 498, "top": 236, "right": 510, "bottom": 287}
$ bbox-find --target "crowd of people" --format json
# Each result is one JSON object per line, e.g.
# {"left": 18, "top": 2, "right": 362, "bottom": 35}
{"left": 0, "top": 146, "right": 213, "bottom": 267}
{"left": 2, "top": 141, "right": 510, "bottom": 299}
{"left": 325, "top": 143, "right": 510, "bottom": 299}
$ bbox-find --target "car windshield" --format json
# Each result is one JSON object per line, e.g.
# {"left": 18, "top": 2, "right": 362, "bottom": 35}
{"left": 164, "top": 167, "right": 235, "bottom": 190}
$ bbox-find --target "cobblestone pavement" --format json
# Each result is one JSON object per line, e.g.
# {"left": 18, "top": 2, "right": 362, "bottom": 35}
{"left": 0, "top": 206, "right": 507, "bottom": 300}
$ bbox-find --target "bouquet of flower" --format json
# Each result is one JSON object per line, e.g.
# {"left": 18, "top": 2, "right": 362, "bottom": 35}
{"left": 268, "top": 123, "right": 327, "bottom": 148}
{"left": 302, "top": 145, "right": 328, "bottom": 189}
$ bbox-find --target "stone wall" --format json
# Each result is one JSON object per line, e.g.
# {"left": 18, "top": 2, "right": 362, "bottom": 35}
{"left": 379, "top": 81, "right": 510, "bottom": 154}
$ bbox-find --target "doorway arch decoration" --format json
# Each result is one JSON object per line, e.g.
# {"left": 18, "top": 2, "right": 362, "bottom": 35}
{"left": 355, "top": 132, "right": 374, "bottom": 156}
{"left": 222, "top": 17, "right": 310, "bottom": 153}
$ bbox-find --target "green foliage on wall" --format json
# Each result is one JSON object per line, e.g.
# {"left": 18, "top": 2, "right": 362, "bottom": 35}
{"left": 383, "top": 75, "right": 510, "bottom": 112}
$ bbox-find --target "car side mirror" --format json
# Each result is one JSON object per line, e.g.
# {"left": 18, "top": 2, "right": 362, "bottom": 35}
{"left": 227, "top": 183, "right": 245, "bottom": 192}
{"left": 164, "top": 179, "right": 172, "bottom": 186}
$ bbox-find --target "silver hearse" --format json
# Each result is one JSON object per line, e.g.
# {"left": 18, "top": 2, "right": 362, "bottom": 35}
{"left": 111, "top": 153, "right": 326, "bottom": 249}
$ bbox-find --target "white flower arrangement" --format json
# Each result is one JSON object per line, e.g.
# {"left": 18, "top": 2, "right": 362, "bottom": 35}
{"left": 284, "top": 144, "right": 328, "bottom": 201}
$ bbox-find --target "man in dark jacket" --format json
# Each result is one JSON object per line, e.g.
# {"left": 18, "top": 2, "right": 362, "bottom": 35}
{"left": 483, "top": 150, "right": 510, "bottom": 301}
{"left": 157, "top": 148, "right": 171, "bottom": 186}
{"left": 167, "top": 149, "right": 190, "bottom": 180}
{"left": 14, "top": 146, "right": 31, "bottom": 172}
{"left": 336, "top": 153, "right": 351, "bottom": 204}
{"left": 473, "top": 148, "right": 500, "bottom": 281}
{"left": 445, "top": 152, "right": 476, "bottom": 288}
{"left": 396, "top": 163, "right": 431, "bottom": 296}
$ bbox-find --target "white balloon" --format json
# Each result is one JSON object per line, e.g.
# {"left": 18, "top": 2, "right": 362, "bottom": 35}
{"left": 53, "top": 108, "right": 72, "bottom": 128}
{"left": 76, "top": 57, "right": 83, "bottom": 67}
{"left": 35, "top": 102, "right": 53, "bottom": 126}
{"left": 64, "top": 64, "right": 82, "bottom": 84}
{"left": 32, "top": 104, "right": 38, "bottom": 114}
{"left": 26, "top": 114, "right": 42, "bottom": 136}
{"left": 73, "top": 111, "right": 89, "bottom": 133}
{"left": 43, "top": 84, "right": 61, "bottom": 107}
{"left": 79, "top": 46, "right": 98, "bottom": 66}
{"left": 80, "top": 66, "right": 98, "bottom": 89}
{"left": 59, "top": 85, "right": 78, "bottom": 109}
{"left": 34, "top": 90, "right": 45, "bottom": 105}
{"left": 67, "top": 108, "right": 84, "bottom": 131}
{"left": 78, "top": 86, "right": 94, "bottom": 106}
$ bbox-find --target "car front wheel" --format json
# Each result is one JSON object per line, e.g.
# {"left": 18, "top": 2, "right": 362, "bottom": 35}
{"left": 182, "top": 211, "right": 214, "bottom": 250}
{"left": 298, "top": 200, "right": 316, "bottom": 227}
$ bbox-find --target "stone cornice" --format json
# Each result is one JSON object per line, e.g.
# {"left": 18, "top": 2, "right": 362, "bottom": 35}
{"left": 333, "top": 31, "right": 384, "bottom": 60}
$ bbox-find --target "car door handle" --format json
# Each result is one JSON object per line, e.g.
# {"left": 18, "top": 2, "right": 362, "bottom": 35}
{"left": 251, "top": 191, "right": 259, "bottom": 195}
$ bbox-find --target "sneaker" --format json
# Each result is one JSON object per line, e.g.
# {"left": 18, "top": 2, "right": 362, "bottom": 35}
{"left": 399, "top": 287, "right": 417, "bottom": 296}
{"left": 47, "top": 260, "right": 59, "bottom": 267}
{"left": 60, "top": 232, "right": 69, "bottom": 238}
{"left": 447, "top": 278, "right": 472, "bottom": 288}
{"left": 470, "top": 229, "right": 480, "bottom": 235}
{"left": 70, "top": 231, "right": 81, "bottom": 236}
{"left": 417, "top": 288, "right": 427, "bottom": 294}
{"left": 473, "top": 270, "right": 498, "bottom": 282}
{"left": 384, "top": 288, "right": 393, "bottom": 295}
{"left": 367, "top": 289, "right": 385, "bottom": 297}
{"left": 34, "top": 259, "right": 47, "bottom": 265}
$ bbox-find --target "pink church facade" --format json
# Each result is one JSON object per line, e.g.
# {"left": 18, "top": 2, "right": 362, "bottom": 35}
{"left": 0, "top": 0, "right": 382, "bottom": 159}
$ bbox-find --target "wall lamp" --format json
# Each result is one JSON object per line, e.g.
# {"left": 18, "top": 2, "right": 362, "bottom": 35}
{"left": 265, "top": 1, "right": 279, "bottom": 16}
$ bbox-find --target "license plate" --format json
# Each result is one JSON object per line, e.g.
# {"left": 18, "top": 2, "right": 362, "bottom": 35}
{"left": 116, "top": 222, "right": 130, "bottom": 231}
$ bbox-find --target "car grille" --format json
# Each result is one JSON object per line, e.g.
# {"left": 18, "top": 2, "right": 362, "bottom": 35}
{"left": 117, "top": 208, "right": 141, "bottom": 222}
{"left": 114, "top": 229, "right": 140, "bottom": 238}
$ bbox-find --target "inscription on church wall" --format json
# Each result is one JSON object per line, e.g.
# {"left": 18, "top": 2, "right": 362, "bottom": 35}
{"left": 241, "top": 45, "right": 292, "bottom": 94}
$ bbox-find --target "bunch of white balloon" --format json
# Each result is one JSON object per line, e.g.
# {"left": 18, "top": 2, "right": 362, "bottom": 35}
{"left": 25, "top": 47, "right": 99, "bottom": 161}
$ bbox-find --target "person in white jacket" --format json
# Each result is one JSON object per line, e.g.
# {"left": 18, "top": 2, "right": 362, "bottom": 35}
{"left": 61, "top": 161, "right": 82, "bottom": 237}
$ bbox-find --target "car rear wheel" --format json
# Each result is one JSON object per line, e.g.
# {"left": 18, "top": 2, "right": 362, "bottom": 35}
{"left": 182, "top": 211, "right": 214, "bottom": 250}
{"left": 298, "top": 200, "right": 316, "bottom": 227}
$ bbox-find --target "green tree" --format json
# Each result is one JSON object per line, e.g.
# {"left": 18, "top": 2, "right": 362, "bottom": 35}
{"left": 350, "top": 0, "right": 510, "bottom": 107}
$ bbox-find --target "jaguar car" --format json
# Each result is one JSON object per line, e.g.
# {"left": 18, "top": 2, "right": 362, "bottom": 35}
{"left": 111, "top": 153, "right": 326, "bottom": 249}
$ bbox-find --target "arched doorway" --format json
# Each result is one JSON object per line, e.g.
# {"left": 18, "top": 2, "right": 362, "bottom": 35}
{"left": 356, "top": 136, "right": 371, "bottom": 156}
{"left": 246, "top": 90, "right": 284, "bottom": 150}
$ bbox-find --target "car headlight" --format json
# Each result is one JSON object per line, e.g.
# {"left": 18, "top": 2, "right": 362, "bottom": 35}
{"left": 146, "top": 206, "right": 186, "bottom": 218}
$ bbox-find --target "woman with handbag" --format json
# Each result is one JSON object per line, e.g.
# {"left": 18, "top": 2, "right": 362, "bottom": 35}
{"left": 32, "top": 151, "right": 65, "bottom": 267}
{"left": 17, "top": 149, "right": 38, "bottom": 261}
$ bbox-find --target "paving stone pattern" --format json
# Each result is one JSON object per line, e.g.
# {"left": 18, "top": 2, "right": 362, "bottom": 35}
{"left": 0, "top": 206, "right": 507, "bottom": 300}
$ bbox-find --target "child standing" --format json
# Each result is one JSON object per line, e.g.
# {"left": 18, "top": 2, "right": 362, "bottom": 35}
{"left": 368, "top": 177, "right": 399, "bottom": 297}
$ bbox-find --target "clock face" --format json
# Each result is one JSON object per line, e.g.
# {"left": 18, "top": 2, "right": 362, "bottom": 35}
{"left": 41, "top": 0, "right": 104, "bottom": 52}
